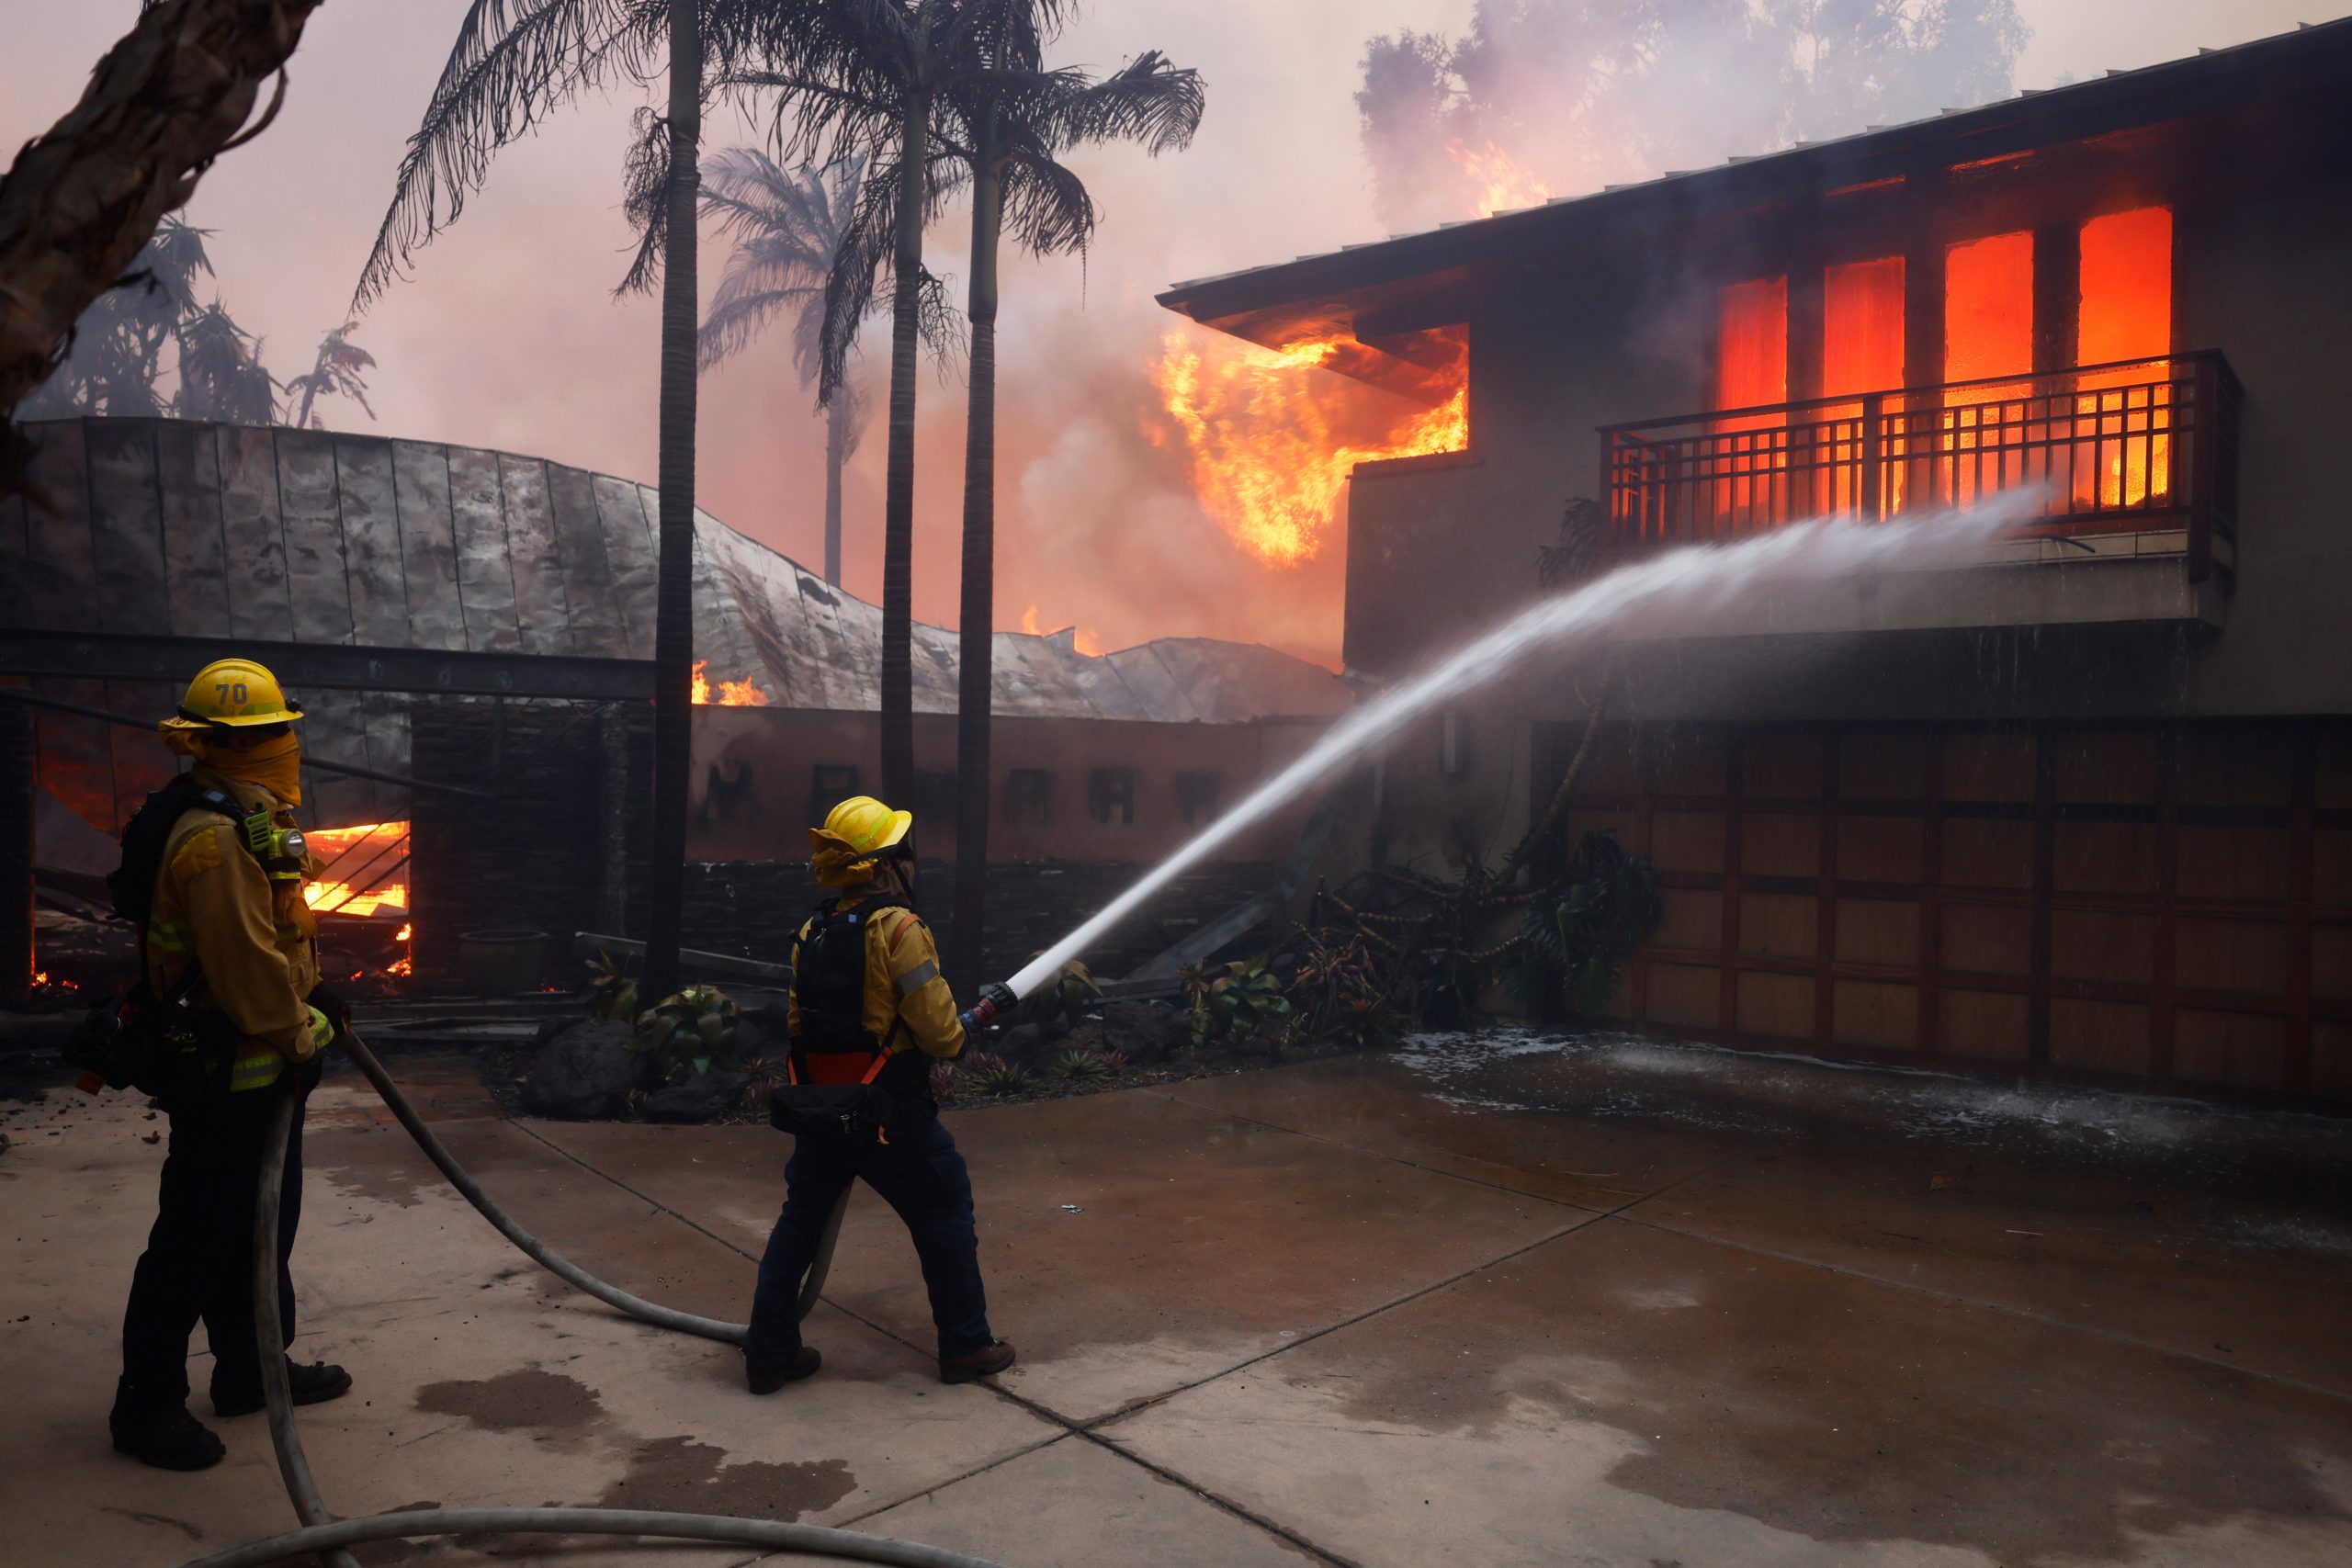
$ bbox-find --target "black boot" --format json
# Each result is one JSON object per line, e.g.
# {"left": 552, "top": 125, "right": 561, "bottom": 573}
{"left": 211, "top": 1358, "right": 353, "bottom": 1418}
{"left": 110, "top": 1382, "right": 226, "bottom": 1471}
{"left": 747, "top": 1346, "right": 822, "bottom": 1395}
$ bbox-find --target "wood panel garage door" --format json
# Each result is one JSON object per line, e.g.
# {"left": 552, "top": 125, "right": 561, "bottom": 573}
{"left": 1544, "top": 721, "right": 2352, "bottom": 1108}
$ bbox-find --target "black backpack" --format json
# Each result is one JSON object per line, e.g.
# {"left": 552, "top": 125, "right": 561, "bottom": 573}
{"left": 768, "top": 898, "right": 914, "bottom": 1139}
{"left": 67, "top": 775, "right": 241, "bottom": 1100}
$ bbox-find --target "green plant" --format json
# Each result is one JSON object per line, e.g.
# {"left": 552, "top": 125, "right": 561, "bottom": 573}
{"left": 1052, "top": 1045, "right": 1114, "bottom": 1086}
{"left": 1508, "top": 829, "right": 1665, "bottom": 1015}
{"left": 1286, "top": 926, "right": 1408, "bottom": 1051}
{"left": 1181, "top": 955, "right": 1293, "bottom": 1047}
{"left": 1013, "top": 958, "right": 1102, "bottom": 1035}
{"left": 584, "top": 949, "right": 638, "bottom": 1022}
{"left": 961, "top": 1051, "right": 1035, "bottom": 1097}
{"left": 632, "top": 983, "right": 743, "bottom": 1078}
{"left": 738, "top": 1054, "right": 788, "bottom": 1110}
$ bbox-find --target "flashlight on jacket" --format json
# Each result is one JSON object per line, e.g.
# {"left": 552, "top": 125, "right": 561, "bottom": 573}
{"left": 240, "top": 811, "right": 307, "bottom": 879}
{"left": 958, "top": 981, "right": 1018, "bottom": 1032}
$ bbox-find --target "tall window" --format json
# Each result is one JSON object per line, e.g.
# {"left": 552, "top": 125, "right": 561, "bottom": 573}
{"left": 1822, "top": 256, "right": 1905, "bottom": 514}
{"left": 1089, "top": 768, "right": 1136, "bottom": 826}
{"left": 1824, "top": 257, "right": 1905, "bottom": 397}
{"left": 2075, "top": 206, "right": 2174, "bottom": 506}
{"left": 1717, "top": 277, "right": 1788, "bottom": 406}
{"left": 1714, "top": 277, "right": 1788, "bottom": 526}
{"left": 1944, "top": 231, "right": 2033, "bottom": 382}
{"left": 1941, "top": 231, "right": 2033, "bottom": 506}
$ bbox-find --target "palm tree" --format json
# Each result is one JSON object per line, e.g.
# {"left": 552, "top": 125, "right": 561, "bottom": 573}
{"left": 731, "top": 0, "right": 1022, "bottom": 806}
{"left": 173, "top": 299, "right": 279, "bottom": 423}
{"left": 354, "top": 0, "right": 778, "bottom": 1005}
{"left": 697, "top": 150, "right": 871, "bottom": 587}
{"left": 935, "top": 33, "right": 1204, "bottom": 987}
{"left": 282, "top": 321, "right": 377, "bottom": 430}
{"left": 18, "top": 215, "right": 224, "bottom": 419}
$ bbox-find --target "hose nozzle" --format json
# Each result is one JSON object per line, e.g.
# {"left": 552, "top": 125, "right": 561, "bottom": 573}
{"left": 958, "top": 981, "right": 1018, "bottom": 1032}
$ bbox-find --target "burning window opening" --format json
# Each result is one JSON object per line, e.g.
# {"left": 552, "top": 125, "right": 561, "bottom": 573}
{"left": 1609, "top": 205, "right": 2186, "bottom": 544}
{"left": 690, "top": 660, "right": 770, "bottom": 706}
{"left": 1154, "top": 321, "right": 1469, "bottom": 566}
{"left": 1944, "top": 231, "right": 2034, "bottom": 384}
{"left": 2075, "top": 207, "right": 2174, "bottom": 508}
{"left": 302, "top": 819, "right": 410, "bottom": 918}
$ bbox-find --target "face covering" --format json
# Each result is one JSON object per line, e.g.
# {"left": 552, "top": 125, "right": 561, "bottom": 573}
{"left": 209, "top": 732, "right": 304, "bottom": 806}
{"left": 160, "top": 723, "right": 303, "bottom": 807}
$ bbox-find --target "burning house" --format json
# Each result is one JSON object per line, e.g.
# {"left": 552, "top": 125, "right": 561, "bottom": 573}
{"left": 0, "top": 418, "right": 1347, "bottom": 995}
{"left": 1159, "top": 21, "right": 2352, "bottom": 1107}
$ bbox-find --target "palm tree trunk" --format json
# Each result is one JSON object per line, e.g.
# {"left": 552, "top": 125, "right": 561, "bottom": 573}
{"left": 0, "top": 0, "right": 322, "bottom": 498}
{"left": 640, "top": 0, "right": 701, "bottom": 1009}
{"left": 823, "top": 389, "right": 847, "bottom": 587}
{"left": 878, "top": 81, "right": 929, "bottom": 807}
{"left": 948, "top": 152, "right": 1001, "bottom": 993}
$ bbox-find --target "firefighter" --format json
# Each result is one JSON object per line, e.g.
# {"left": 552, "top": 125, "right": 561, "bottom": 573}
{"left": 108, "top": 659, "right": 351, "bottom": 1470}
{"left": 744, "top": 795, "right": 1015, "bottom": 1393}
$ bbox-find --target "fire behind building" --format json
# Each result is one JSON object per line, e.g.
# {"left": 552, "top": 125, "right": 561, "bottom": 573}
{"left": 0, "top": 420, "right": 1347, "bottom": 996}
{"left": 1159, "top": 21, "right": 2352, "bottom": 1108}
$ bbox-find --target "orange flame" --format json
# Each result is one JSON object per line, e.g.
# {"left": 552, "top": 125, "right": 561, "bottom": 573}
{"left": 1153, "top": 330, "right": 1468, "bottom": 565}
{"left": 1447, "top": 140, "right": 1550, "bottom": 219}
{"left": 302, "top": 820, "right": 409, "bottom": 917}
{"left": 1020, "top": 604, "right": 1042, "bottom": 636}
{"left": 690, "top": 660, "right": 769, "bottom": 706}
{"left": 1074, "top": 627, "right": 1102, "bottom": 657}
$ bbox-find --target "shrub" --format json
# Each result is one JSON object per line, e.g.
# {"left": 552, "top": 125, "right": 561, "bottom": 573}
{"left": 1181, "top": 955, "right": 1293, "bottom": 1047}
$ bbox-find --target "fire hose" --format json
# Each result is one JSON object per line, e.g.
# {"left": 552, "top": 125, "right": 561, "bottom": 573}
{"left": 174, "top": 1037, "right": 999, "bottom": 1568}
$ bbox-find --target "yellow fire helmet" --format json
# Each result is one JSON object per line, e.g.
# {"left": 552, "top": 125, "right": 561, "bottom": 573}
{"left": 810, "top": 795, "right": 913, "bottom": 886}
{"left": 174, "top": 657, "right": 306, "bottom": 728}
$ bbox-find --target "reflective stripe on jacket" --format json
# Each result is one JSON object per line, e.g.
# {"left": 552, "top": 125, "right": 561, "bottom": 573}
{"left": 785, "top": 888, "right": 966, "bottom": 1060}
{"left": 144, "top": 766, "right": 322, "bottom": 1090}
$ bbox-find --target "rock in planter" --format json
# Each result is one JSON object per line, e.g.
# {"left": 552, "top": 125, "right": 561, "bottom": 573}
{"left": 1101, "top": 999, "right": 1191, "bottom": 1064}
{"left": 521, "top": 1019, "right": 645, "bottom": 1119}
{"left": 643, "top": 1068, "right": 752, "bottom": 1123}
{"left": 994, "top": 1021, "right": 1046, "bottom": 1066}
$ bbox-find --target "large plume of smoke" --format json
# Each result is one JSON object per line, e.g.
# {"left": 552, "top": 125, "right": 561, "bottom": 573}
{"left": 1359, "top": 1, "right": 2030, "bottom": 232}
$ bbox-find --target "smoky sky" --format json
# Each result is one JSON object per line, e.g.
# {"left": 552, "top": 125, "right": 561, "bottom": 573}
{"left": 1358, "top": 1, "right": 2033, "bottom": 233}
{"left": 3, "top": 1, "right": 2341, "bottom": 664}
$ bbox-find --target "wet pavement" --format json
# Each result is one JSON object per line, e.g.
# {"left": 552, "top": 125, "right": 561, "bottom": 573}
{"left": 2, "top": 1032, "right": 2348, "bottom": 1566}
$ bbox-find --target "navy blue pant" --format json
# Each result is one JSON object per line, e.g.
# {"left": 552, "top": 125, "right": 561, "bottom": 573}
{"left": 745, "top": 1111, "right": 993, "bottom": 1375}
{"left": 119, "top": 1088, "right": 302, "bottom": 1413}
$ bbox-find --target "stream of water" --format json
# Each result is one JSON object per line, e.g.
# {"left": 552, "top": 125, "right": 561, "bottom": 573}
{"left": 1004, "top": 495, "right": 2041, "bottom": 999}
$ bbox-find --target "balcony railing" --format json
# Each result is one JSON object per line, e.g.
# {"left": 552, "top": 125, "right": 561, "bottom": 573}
{"left": 1600, "top": 351, "right": 2242, "bottom": 581}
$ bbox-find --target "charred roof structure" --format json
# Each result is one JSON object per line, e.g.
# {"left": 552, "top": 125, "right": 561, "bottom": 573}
{"left": 1159, "top": 21, "right": 2352, "bottom": 1108}
{"left": 0, "top": 417, "right": 1348, "bottom": 839}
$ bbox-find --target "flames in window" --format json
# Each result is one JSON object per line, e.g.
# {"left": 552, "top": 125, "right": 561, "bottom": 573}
{"left": 301, "top": 820, "right": 407, "bottom": 918}
{"left": 1152, "top": 322, "right": 1469, "bottom": 567}
{"left": 690, "top": 660, "right": 769, "bottom": 706}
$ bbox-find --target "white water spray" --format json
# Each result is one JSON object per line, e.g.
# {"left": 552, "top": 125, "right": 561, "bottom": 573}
{"left": 1003, "top": 497, "right": 2039, "bottom": 1000}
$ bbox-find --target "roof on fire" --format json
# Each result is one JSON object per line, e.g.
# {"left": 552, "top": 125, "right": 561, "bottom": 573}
{"left": 1159, "top": 17, "right": 2352, "bottom": 349}
{"left": 3, "top": 417, "right": 1348, "bottom": 831}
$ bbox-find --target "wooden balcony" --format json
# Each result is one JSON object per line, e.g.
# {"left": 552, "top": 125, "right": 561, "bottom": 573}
{"left": 1600, "top": 352, "right": 2243, "bottom": 586}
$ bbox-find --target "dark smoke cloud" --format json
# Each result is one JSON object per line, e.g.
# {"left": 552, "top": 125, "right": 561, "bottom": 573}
{"left": 1359, "top": 0, "right": 2030, "bottom": 232}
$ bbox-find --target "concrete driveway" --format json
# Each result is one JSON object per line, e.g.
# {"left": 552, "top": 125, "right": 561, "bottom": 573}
{"left": 3, "top": 1033, "right": 2348, "bottom": 1566}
